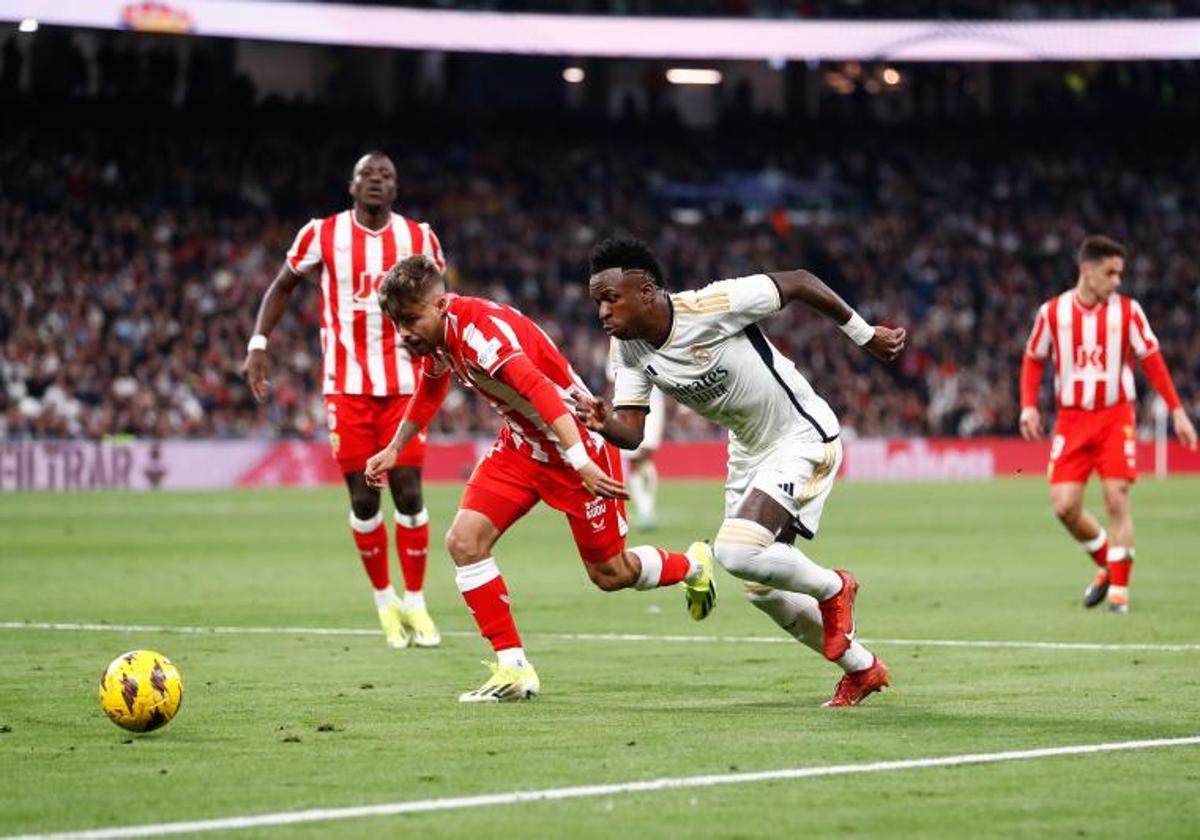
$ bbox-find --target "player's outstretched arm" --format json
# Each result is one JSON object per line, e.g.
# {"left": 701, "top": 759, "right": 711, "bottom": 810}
{"left": 242, "top": 265, "right": 304, "bottom": 403}
{"left": 491, "top": 358, "right": 628, "bottom": 499}
{"left": 768, "top": 270, "right": 905, "bottom": 362}
{"left": 573, "top": 391, "right": 646, "bottom": 450}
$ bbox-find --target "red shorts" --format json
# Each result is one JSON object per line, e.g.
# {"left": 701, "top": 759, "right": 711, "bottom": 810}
{"left": 324, "top": 394, "right": 426, "bottom": 475}
{"left": 461, "top": 437, "right": 627, "bottom": 564}
{"left": 1048, "top": 403, "right": 1137, "bottom": 484}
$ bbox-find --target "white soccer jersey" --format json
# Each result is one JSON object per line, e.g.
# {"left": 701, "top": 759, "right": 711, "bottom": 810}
{"left": 611, "top": 274, "right": 839, "bottom": 456}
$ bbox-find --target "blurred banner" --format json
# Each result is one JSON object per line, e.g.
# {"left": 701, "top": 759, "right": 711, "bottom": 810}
{"left": 3, "top": 1, "right": 1200, "bottom": 61}
{"left": 3, "top": 438, "right": 1199, "bottom": 491}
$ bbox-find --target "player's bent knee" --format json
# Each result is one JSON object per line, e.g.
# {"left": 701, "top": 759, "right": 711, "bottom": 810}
{"left": 713, "top": 519, "right": 772, "bottom": 580}
{"left": 585, "top": 556, "right": 636, "bottom": 592}
{"left": 712, "top": 540, "right": 764, "bottom": 580}
{"left": 350, "top": 493, "right": 381, "bottom": 521}
{"left": 1050, "top": 497, "right": 1081, "bottom": 522}
{"left": 444, "top": 527, "right": 487, "bottom": 564}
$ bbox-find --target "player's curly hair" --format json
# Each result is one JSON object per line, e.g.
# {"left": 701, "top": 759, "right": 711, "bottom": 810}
{"left": 590, "top": 235, "right": 666, "bottom": 287}
{"left": 378, "top": 254, "right": 443, "bottom": 314}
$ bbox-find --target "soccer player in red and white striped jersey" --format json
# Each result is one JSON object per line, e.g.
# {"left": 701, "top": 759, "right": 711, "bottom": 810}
{"left": 364, "top": 255, "right": 715, "bottom": 703}
{"left": 242, "top": 152, "right": 446, "bottom": 649}
{"left": 1020, "top": 235, "right": 1197, "bottom": 612}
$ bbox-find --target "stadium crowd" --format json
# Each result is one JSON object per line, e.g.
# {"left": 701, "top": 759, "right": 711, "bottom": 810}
{"left": 3, "top": 43, "right": 1198, "bottom": 443}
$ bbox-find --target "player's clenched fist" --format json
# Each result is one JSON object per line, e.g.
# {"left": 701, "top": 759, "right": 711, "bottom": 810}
{"left": 865, "top": 326, "right": 906, "bottom": 363}
{"left": 364, "top": 446, "right": 398, "bottom": 489}
{"left": 572, "top": 390, "right": 609, "bottom": 432}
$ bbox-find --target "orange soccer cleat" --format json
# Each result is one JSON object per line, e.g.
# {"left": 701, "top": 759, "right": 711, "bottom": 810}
{"left": 817, "top": 569, "right": 859, "bottom": 661}
{"left": 823, "top": 657, "right": 890, "bottom": 708}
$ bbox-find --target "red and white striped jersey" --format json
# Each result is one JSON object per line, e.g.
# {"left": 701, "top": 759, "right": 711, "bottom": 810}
{"left": 286, "top": 210, "right": 447, "bottom": 396}
{"left": 433, "top": 294, "right": 595, "bottom": 464}
{"left": 1025, "top": 291, "right": 1161, "bottom": 410}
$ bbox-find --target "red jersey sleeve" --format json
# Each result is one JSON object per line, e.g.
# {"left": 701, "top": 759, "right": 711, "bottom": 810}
{"left": 1128, "top": 300, "right": 1161, "bottom": 359}
{"left": 285, "top": 219, "right": 322, "bottom": 275}
{"left": 402, "top": 356, "right": 452, "bottom": 429}
{"left": 458, "top": 307, "right": 525, "bottom": 377}
{"left": 424, "top": 225, "right": 447, "bottom": 273}
{"left": 1024, "top": 302, "right": 1052, "bottom": 360}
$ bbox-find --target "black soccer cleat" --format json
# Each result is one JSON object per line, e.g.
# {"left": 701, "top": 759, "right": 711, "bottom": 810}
{"left": 1083, "top": 569, "right": 1110, "bottom": 609}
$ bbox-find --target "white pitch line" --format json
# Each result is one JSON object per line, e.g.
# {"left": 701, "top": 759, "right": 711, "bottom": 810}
{"left": 6, "top": 736, "right": 1199, "bottom": 840}
{"left": 2, "top": 620, "right": 1199, "bottom": 652}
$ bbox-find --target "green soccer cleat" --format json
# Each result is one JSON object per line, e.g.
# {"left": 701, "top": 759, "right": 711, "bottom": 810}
{"left": 683, "top": 541, "right": 717, "bottom": 621}
{"left": 458, "top": 660, "right": 540, "bottom": 703}
{"left": 377, "top": 603, "right": 411, "bottom": 649}
{"left": 401, "top": 604, "right": 442, "bottom": 648}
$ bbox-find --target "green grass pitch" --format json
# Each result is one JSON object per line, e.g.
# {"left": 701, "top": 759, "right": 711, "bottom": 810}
{"left": 2, "top": 478, "right": 1199, "bottom": 837}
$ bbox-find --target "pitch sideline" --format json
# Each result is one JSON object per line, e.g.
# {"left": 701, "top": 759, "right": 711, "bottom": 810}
{"left": 1, "top": 620, "right": 1199, "bottom": 653}
{"left": 5, "top": 736, "right": 1199, "bottom": 839}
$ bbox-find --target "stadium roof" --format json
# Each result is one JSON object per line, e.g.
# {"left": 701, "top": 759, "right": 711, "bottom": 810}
{"left": 4, "top": 0, "right": 1200, "bottom": 61}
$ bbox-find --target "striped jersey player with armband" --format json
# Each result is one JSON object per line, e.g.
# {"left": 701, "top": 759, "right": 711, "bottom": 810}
{"left": 1020, "top": 235, "right": 1197, "bottom": 613}
{"left": 364, "top": 254, "right": 717, "bottom": 703}
{"left": 578, "top": 236, "right": 907, "bottom": 708}
{"left": 242, "top": 151, "right": 446, "bottom": 650}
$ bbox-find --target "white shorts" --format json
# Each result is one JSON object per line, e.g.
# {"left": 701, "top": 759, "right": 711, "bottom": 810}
{"left": 630, "top": 387, "right": 665, "bottom": 456}
{"left": 723, "top": 437, "right": 842, "bottom": 539}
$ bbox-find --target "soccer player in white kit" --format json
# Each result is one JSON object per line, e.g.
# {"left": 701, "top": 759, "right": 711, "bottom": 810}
{"left": 577, "top": 236, "right": 906, "bottom": 706}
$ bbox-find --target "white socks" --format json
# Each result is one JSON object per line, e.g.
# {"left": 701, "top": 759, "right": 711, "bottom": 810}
{"left": 497, "top": 647, "right": 528, "bottom": 668}
{"left": 1081, "top": 528, "right": 1107, "bottom": 553}
{"left": 746, "top": 587, "right": 874, "bottom": 673}
{"left": 373, "top": 587, "right": 402, "bottom": 610}
{"left": 714, "top": 519, "right": 842, "bottom": 599}
{"left": 455, "top": 557, "right": 501, "bottom": 592}
{"left": 402, "top": 590, "right": 426, "bottom": 610}
{"left": 630, "top": 545, "right": 664, "bottom": 590}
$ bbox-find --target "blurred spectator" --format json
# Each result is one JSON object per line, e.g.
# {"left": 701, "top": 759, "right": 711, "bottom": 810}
{"left": 2, "top": 51, "right": 1197, "bottom": 442}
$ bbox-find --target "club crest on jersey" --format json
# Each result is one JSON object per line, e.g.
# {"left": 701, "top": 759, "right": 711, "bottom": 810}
{"left": 689, "top": 345, "right": 713, "bottom": 366}
{"left": 352, "top": 271, "right": 386, "bottom": 305}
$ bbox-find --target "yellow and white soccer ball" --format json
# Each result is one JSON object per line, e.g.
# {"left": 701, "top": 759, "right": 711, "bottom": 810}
{"left": 98, "top": 650, "right": 183, "bottom": 732}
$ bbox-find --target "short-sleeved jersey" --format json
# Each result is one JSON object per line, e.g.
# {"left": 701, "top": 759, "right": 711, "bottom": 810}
{"left": 1025, "top": 291, "right": 1160, "bottom": 410}
{"left": 286, "top": 210, "right": 446, "bottom": 396}
{"left": 430, "top": 295, "right": 597, "bottom": 464}
{"left": 611, "top": 274, "right": 839, "bottom": 456}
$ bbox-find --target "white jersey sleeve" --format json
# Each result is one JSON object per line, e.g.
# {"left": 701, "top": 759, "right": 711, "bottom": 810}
{"left": 672, "top": 274, "right": 782, "bottom": 337}
{"left": 610, "top": 339, "right": 653, "bottom": 411}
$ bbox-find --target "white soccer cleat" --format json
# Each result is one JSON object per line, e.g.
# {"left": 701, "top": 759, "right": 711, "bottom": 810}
{"left": 401, "top": 604, "right": 442, "bottom": 648}
{"left": 458, "top": 660, "right": 540, "bottom": 703}
{"left": 377, "top": 603, "right": 411, "bottom": 649}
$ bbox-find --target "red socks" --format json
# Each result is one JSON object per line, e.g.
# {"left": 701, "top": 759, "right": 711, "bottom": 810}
{"left": 1108, "top": 547, "right": 1133, "bottom": 587}
{"left": 658, "top": 549, "right": 692, "bottom": 586}
{"left": 630, "top": 545, "right": 693, "bottom": 589}
{"left": 455, "top": 557, "right": 522, "bottom": 653}
{"left": 1081, "top": 528, "right": 1109, "bottom": 569}
{"left": 394, "top": 509, "right": 430, "bottom": 594}
{"left": 350, "top": 512, "right": 389, "bottom": 590}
